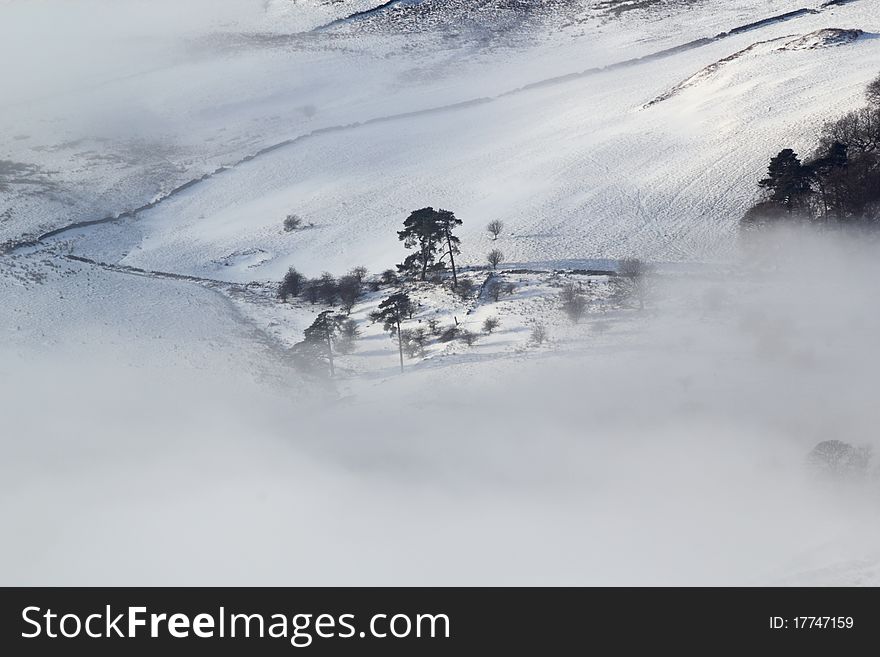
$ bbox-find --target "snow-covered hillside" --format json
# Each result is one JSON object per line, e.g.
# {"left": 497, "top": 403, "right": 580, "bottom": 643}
{"left": 5, "top": 0, "right": 877, "bottom": 278}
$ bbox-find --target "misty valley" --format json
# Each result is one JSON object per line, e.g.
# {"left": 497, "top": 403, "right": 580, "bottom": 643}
{"left": 2, "top": 0, "right": 880, "bottom": 587}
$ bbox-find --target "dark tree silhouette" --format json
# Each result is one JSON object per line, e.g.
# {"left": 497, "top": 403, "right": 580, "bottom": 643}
{"left": 302, "top": 310, "right": 343, "bottom": 377}
{"left": 278, "top": 267, "right": 305, "bottom": 301}
{"left": 866, "top": 74, "right": 880, "bottom": 106}
{"left": 436, "top": 209, "right": 462, "bottom": 289}
{"left": 487, "top": 220, "right": 503, "bottom": 240}
{"left": 397, "top": 207, "right": 445, "bottom": 281}
{"left": 397, "top": 207, "right": 462, "bottom": 285}
{"left": 302, "top": 280, "right": 321, "bottom": 305}
{"left": 758, "top": 149, "right": 813, "bottom": 213}
{"left": 317, "top": 273, "right": 339, "bottom": 305}
{"left": 487, "top": 249, "right": 503, "bottom": 270}
{"left": 808, "top": 141, "right": 849, "bottom": 220}
{"left": 370, "top": 292, "right": 413, "bottom": 373}
{"left": 337, "top": 275, "right": 362, "bottom": 315}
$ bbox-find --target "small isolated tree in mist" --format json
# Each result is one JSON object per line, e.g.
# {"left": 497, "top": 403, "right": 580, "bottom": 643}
{"left": 487, "top": 249, "right": 504, "bottom": 270}
{"left": 400, "top": 327, "right": 428, "bottom": 358}
{"left": 370, "top": 292, "right": 413, "bottom": 373}
{"left": 807, "top": 440, "right": 873, "bottom": 481}
{"left": 335, "top": 319, "right": 360, "bottom": 355}
{"left": 560, "top": 282, "right": 587, "bottom": 324}
{"left": 459, "top": 329, "right": 479, "bottom": 346}
{"left": 619, "top": 258, "right": 650, "bottom": 310}
{"left": 283, "top": 214, "right": 302, "bottom": 232}
{"left": 409, "top": 327, "right": 428, "bottom": 355}
{"left": 487, "top": 220, "right": 504, "bottom": 240}
{"left": 482, "top": 316, "right": 500, "bottom": 334}
{"left": 530, "top": 323, "right": 548, "bottom": 346}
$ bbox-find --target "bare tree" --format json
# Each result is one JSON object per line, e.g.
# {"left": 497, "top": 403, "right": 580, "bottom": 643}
{"left": 487, "top": 249, "right": 504, "bottom": 270}
{"left": 400, "top": 327, "right": 428, "bottom": 357}
{"left": 562, "top": 295, "right": 587, "bottom": 323}
{"left": 349, "top": 266, "right": 368, "bottom": 284}
{"left": 456, "top": 278, "right": 476, "bottom": 299}
{"left": 459, "top": 330, "right": 479, "bottom": 346}
{"left": 619, "top": 258, "right": 650, "bottom": 310}
{"left": 410, "top": 326, "right": 428, "bottom": 352}
{"left": 560, "top": 282, "right": 587, "bottom": 323}
{"left": 487, "top": 281, "right": 502, "bottom": 302}
{"left": 530, "top": 324, "right": 548, "bottom": 345}
{"left": 283, "top": 214, "right": 302, "bottom": 232}
{"left": 336, "top": 319, "right": 360, "bottom": 354}
{"left": 487, "top": 220, "right": 504, "bottom": 240}
{"left": 482, "top": 316, "right": 500, "bottom": 334}
{"left": 438, "top": 326, "right": 459, "bottom": 342}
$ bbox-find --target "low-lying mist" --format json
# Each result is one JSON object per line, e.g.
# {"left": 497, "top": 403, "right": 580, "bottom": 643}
{"left": 2, "top": 227, "right": 880, "bottom": 585}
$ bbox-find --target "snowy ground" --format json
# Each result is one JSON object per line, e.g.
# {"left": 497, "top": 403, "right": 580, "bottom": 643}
{"left": 2, "top": 0, "right": 880, "bottom": 585}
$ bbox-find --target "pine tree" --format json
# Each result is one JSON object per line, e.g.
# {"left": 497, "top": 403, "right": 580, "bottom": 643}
{"left": 758, "top": 149, "right": 813, "bottom": 213}
{"left": 397, "top": 207, "right": 462, "bottom": 283}
{"left": 303, "top": 310, "right": 343, "bottom": 377}
{"left": 436, "top": 209, "right": 462, "bottom": 288}
{"left": 370, "top": 292, "right": 413, "bottom": 373}
{"left": 810, "top": 142, "right": 849, "bottom": 220}
{"left": 397, "top": 207, "right": 444, "bottom": 281}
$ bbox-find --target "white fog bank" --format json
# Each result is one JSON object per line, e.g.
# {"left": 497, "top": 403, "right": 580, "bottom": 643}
{"left": 2, "top": 229, "right": 879, "bottom": 585}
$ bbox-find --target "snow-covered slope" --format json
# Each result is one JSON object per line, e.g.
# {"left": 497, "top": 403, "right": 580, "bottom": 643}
{"left": 30, "top": 0, "right": 879, "bottom": 282}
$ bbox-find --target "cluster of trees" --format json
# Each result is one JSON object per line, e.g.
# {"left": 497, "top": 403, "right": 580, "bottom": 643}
{"left": 279, "top": 266, "right": 367, "bottom": 314}
{"left": 396, "top": 207, "right": 508, "bottom": 283}
{"left": 744, "top": 73, "right": 880, "bottom": 224}
{"left": 281, "top": 207, "right": 521, "bottom": 376}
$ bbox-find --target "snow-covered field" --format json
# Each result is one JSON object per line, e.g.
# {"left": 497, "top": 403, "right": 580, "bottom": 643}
{"left": 2, "top": 0, "right": 880, "bottom": 585}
